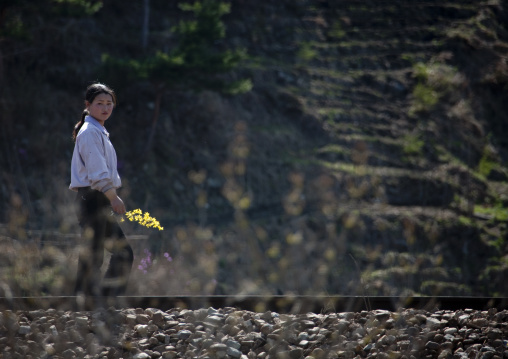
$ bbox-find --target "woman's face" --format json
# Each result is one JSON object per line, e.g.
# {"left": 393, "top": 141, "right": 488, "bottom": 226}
{"left": 86, "top": 93, "right": 115, "bottom": 125}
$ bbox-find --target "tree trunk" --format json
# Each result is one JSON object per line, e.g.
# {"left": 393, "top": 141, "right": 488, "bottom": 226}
{"left": 144, "top": 86, "right": 163, "bottom": 154}
{"left": 141, "top": 0, "right": 150, "bottom": 49}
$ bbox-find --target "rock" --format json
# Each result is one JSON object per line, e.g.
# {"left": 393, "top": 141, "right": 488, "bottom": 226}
{"left": 437, "top": 349, "right": 452, "bottom": 359}
{"left": 205, "top": 315, "right": 225, "bottom": 327}
{"left": 135, "top": 324, "right": 150, "bottom": 337}
{"left": 209, "top": 343, "right": 228, "bottom": 352}
{"left": 364, "top": 343, "right": 375, "bottom": 352}
{"left": 298, "top": 340, "right": 309, "bottom": 347}
{"left": 243, "top": 320, "right": 254, "bottom": 331}
{"left": 425, "top": 341, "right": 440, "bottom": 351}
{"left": 374, "top": 310, "right": 391, "bottom": 321}
{"left": 310, "top": 348, "right": 325, "bottom": 359}
{"left": 225, "top": 315, "right": 238, "bottom": 326}
{"left": 458, "top": 315, "right": 470, "bottom": 326}
{"left": 426, "top": 317, "right": 442, "bottom": 329}
{"left": 406, "top": 326, "right": 419, "bottom": 337}
{"left": 45, "top": 344, "right": 56, "bottom": 355}
{"left": 49, "top": 324, "right": 58, "bottom": 336}
{"left": 162, "top": 351, "right": 178, "bottom": 359}
{"left": 227, "top": 346, "right": 242, "bottom": 358}
{"left": 380, "top": 334, "right": 396, "bottom": 345}
{"left": 137, "top": 314, "right": 151, "bottom": 324}
{"left": 152, "top": 312, "right": 166, "bottom": 326}
{"left": 289, "top": 348, "right": 303, "bottom": 359}
{"left": 62, "top": 349, "right": 76, "bottom": 359}
{"left": 75, "top": 316, "right": 88, "bottom": 326}
{"left": 335, "top": 320, "right": 349, "bottom": 334}
{"left": 478, "top": 352, "right": 495, "bottom": 359}
{"left": 18, "top": 325, "right": 31, "bottom": 335}
{"left": 177, "top": 329, "right": 193, "bottom": 340}
{"left": 485, "top": 328, "right": 502, "bottom": 340}
{"left": 126, "top": 314, "right": 138, "bottom": 327}
{"left": 444, "top": 327, "right": 457, "bottom": 335}
{"left": 154, "top": 333, "right": 168, "bottom": 343}
{"left": 471, "top": 318, "right": 489, "bottom": 328}
{"left": 226, "top": 338, "right": 241, "bottom": 350}
{"left": 454, "top": 352, "right": 468, "bottom": 359}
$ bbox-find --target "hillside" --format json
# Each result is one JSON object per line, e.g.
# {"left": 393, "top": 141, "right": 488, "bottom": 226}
{"left": 1, "top": 0, "right": 508, "bottom": 298}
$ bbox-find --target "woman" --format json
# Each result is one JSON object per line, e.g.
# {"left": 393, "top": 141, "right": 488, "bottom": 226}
{"left": 70, "top": 83, "right": 133, "bottom": 297}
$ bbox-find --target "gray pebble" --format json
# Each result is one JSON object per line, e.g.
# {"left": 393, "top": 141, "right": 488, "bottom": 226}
{"left": 177, "top": 329, "right": 193, "bottom": 340}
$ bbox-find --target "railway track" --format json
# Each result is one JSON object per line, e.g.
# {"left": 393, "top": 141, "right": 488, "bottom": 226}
{"left": 1, "top": 295, "right": 507, "bottom": 313}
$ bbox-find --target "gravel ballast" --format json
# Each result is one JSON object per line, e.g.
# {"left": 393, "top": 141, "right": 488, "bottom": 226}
{"left": 1, "top": 306, "right": 508, "bottom": 359}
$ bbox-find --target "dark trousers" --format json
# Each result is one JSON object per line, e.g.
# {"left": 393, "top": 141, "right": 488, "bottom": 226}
{"left": 75, "top": 187, "right": 133, "bottom": 297}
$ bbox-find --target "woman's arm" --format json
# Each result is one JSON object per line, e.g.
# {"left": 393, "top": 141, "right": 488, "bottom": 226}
{"left": 78, "top": 128, "right": 125, "bottom": 214}
{"left": 104, "top": 188, "right": 126, "bottom": 214}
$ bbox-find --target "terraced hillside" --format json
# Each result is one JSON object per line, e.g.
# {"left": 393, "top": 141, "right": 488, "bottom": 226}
{"left": 201, "top": 0, "right": 508, "bottom": 297}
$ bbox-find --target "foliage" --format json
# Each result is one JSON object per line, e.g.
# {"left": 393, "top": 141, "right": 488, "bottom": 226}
{"left": 458, "top": 215, "right": 474, "bottom": 226}
{"left": 402, "top": 133, "right": 425, "bottom": 156}
{"left": 474, "top": 202, "right": 508, "bottom": 222}
{"left": 413, "top": 62, "right": 461, "bottom": 91}
{"left": 100, "top": 0, "right": 251, "bottom": 153}
{"left": 100, "top": 52, "right": 184, "bottom": 89}
{"left": 0, "top": 11, "right": 29, "bottom": 40}
{"left": 101, "top": 0, "right": 250, "bottom": 94}
{"left": 297, "top": 42, "right": 318, "bottom": 62}
{"left": 0, "top": 0, "right": 101, "bottom": 40}
{"left": 173, "top": 0, "right": 251, "bottom": 92}
{"left": 409, "top": 61, "right": 462, "bottom": 114}
{"left": 446, "top": 8, "right": 499, "bottom": 44}
{"left": 328, "top": 21, "right": 346, "bottom": 39}
{"left": 420, "top": 280, "right": 472, "bottom": 296}
{"left": 411, "top": 83, "right": 439, "bottom": 112}
{"left": 478, "top": 144, "right": 498, "bottom": 178}
{"left": 51, "top": 0, "right": 103, "bottom": 16}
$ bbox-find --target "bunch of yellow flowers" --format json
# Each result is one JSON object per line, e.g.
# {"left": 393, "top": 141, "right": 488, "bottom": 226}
{"left": 124, "top": 209, "right": 164, "bottom": 231}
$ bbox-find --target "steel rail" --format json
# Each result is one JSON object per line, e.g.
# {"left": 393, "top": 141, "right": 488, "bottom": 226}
{"left": 1, "top": 295, "right": 506, "bottom": 313}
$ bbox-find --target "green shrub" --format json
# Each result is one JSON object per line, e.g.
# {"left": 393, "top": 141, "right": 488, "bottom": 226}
{"left": 297, "top": 42, "right": 317, "bottom": 62}
{"left": 478, "top": 144, "right": 498, "bottom": 178}
{"left": 328, "top": 21, "right": 346, "bottom": 39}
{"left": 410, "top": 62, "right": 462, "bottom": 114}
{"left": 474, "top": 202, "right": 508, "bottom": 221}
{"left": 411, "top": 83, "right": 439, "bottom": 112}
{"left": 402, "top": 133, "right": 425, "bottom": 156}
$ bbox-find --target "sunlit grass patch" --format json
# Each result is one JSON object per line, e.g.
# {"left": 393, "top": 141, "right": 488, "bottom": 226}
{"left": 474, "top": 203, "right": 508, "bottom": 221}
{"left": 409, "top": 61, "right": 464, "bottom": 115}
{"left": 477, "top": 144, "right": 500, "bottom": 179}
{"left": 411, "top": 82, "right": 439, "bottom": 112}
{"left": 297, "top": 42, "right": 318, "bottom": 62}
{"left": 315, "top": 144, "right": 350, "bottom": 157}
{"left": 402, "top": 133, "right": 425, "bottom": 156}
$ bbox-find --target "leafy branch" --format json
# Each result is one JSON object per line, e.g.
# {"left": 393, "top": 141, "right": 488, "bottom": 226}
{"left": 100, "top": 0, "right": 252, "bottom": 154}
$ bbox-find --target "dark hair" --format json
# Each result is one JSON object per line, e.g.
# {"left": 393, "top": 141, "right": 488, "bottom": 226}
{"left": 72, "top": 83, "right": 117, "bottom": 142}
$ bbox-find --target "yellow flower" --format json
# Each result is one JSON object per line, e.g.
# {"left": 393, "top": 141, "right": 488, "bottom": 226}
{"left": 123, "top": 208, "right": 164, "bottom": 230}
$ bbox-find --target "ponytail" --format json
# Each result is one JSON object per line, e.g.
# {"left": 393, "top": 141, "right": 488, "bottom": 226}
{"left": 72, "top": 110, "right": 89, "bottom": 142}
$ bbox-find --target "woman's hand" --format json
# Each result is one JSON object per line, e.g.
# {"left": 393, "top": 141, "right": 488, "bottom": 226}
{"left": 104, "top": 188, "right": 126, "bottom": 214}
{"left": 110, "top": 196, "right": 126, "bottom": 214}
